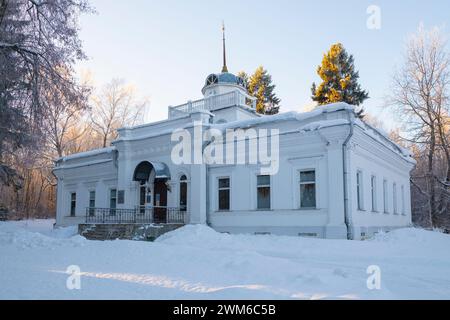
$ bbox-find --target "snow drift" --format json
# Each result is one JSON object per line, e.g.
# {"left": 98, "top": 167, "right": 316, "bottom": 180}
{"left": 1, "top": 220, "right": 449, "bottom": 299}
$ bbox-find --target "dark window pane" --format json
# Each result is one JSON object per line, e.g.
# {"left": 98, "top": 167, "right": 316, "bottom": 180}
{"left": 117, "top": 190, "right": 124, "bottom": 204}
{"left": 180, "top": 182, "right": 187, "bottom": 211}
{"left": 219, "top": 178, "right": 229, "bottom": 188}
{"left": 110, "top": 189, "right": 117, "bottom": 211}
{"left": 300, "top": 183, "right": 316, "bottom": 208}
{"left": 139, "top": 186, "right": 145, "bottom": 206}
{"left": 218, "top": 189, "right": 230, "bottom": 210}
{"left": 89, "top": 191, "right": 95, "bottom": 215}
{"left": 300, "top": 171, "right": 315, "bottom": 182}
{"left": 257, "top": 175, "right": 270, "bottom": 186}
{"left": 109, "top": 189, "right": 117, "bottom": 214}
{"left": 257, "top": 186, "right": 271, "bottom": 209}
{"left": 70, "top": 193, "right": 76, "bottom": 216}
{"left": 88, "top": 200, "right": 95, "bottom": 215}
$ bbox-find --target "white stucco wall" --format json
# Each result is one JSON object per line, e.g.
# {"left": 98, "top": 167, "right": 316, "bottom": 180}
{"left": 54, "top": 102, "right": 414, "bottom": 239}
{"left": 54, "top": 150, "right": 118, "bottom": 227}
{"left": 346, "top": 126, "right": 413, "bottom": 239}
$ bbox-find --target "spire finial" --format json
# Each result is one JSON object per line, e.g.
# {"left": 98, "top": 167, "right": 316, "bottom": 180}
{"left": 221, "top": 21, "right": 228, "bottom": 73}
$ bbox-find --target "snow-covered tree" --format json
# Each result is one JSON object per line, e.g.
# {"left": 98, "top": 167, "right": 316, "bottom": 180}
{"left": 0, "top": 0, "right": 92, "bottom": 186}
{"left": 389, "top": 25, "right": 450, "bottom": 228}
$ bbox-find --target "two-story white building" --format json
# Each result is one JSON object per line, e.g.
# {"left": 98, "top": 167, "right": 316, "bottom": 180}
{"left": 53, "top": 48, "right": 415, "bottom": 240}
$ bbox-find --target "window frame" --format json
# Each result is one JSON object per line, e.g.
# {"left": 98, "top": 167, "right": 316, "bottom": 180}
{"left": 88, "top": 190, "right": 95, "bottom": 216}
{"left": 383, "top": 179, "right": 389, "bottom": 214}
{"left": 393, "top": 183, "right": 398, "bottom": 214}
{"left": 109, "top": 188, "right": 117, "bottom": 215}
{"left": 299, "top": 169, "right": 317, "bottom": 209}
{"left": 371, "top": 175, "right": 377, "bottom": 212}
{"left": 117, "top": 190, "right": 125, "bottom": 205}
{"left": 401, "top": 185, "right": 406, "bottom": 215}
{"left": 70, "top": 192, "right": 76, "bottom": 217}
{"left": 179, "top": 174, "right": 188, "bottom": 212}
{"left": 256, "top": 174, "right": 271, "bottom": 210}
{"left": 217, "top": 176, "right": 231, "bottom": 212}
{"left": 356, "top": 170, "right": 364, "bottom": 211}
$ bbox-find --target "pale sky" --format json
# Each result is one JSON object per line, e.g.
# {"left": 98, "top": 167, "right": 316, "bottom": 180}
{"left": 75, "top": 0, "right": 450, "bottom": 130}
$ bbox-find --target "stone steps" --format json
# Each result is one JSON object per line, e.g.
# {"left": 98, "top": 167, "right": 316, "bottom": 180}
{"left": 78, "top": 223, "right": 184, "bottom": 241}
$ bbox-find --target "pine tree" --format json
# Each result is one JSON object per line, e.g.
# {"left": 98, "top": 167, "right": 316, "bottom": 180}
{"left": 237, "top": 71, "right": 249, "bottom": 89}
{"left": 245, "top": 66, "right": 280, "bottom": 114}
{"left": 311, "top": 43, "right": 368, "bottom": 114}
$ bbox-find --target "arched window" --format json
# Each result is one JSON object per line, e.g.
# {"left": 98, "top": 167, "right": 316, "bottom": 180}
{"left": 179, "top": 175, "right": 188, "bottom": 212}
{"left": 206, "top": 74, "right": 218, "bottom": 86}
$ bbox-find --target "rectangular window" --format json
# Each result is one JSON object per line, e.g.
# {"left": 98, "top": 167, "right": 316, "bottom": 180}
{"left": 257, "top": 175, "right": 271, "bottom": 209}
{"left": 300, "top": 170, "right": 316, "bottom": 208}
{"left": 383, "top": 179, "right": 388, "bottom": 213}
{"left": 179, "top": 177, "right": 187, "bottom": 212}
{"left": 70, "top": 192, "right": 76, "bottom": 216}
{"left": 371, "top": 175, "right": 377, "bottom": 212}
{"left": 393, "top": 183, "right": 397, "bottom": 214}
{"left": 218, "top": 178, "right": 230, "bottom": 211}
{"left": 110, "top": 189, "right": 117, "bottom": 215}
{"left": 117, "top": 190, "right": 125, "bottom": 204}
{"left": 401, "top": 185, "right": 405, "bottom": 215}
{"left": 357, "top": 170, "right": 364, "bottom": 210}
{"left": 89, "top": 191, "right": 95, "bottom": 216}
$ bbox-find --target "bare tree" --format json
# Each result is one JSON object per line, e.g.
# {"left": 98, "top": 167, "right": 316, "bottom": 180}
{"left": 389, "top": 25, "right": 450, "bottom": 228}
{"left": 90, "top": 79, "right": 148, "bottom": 147}
{"left": 43, "top": 70, "right": 91, "bottom": 158}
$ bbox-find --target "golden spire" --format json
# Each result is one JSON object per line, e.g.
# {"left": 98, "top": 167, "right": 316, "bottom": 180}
{"left": 221, "top": 21, "right": 228, "bottom": 73}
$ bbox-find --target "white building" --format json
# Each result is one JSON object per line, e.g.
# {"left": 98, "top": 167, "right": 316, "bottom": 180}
{"left": 53, "top": 38, "right": 415, "bottom": 240}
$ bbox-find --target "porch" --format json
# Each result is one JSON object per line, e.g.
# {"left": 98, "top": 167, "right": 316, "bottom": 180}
{"left": 85, "top": 207, "right": 188, "bottom": 224}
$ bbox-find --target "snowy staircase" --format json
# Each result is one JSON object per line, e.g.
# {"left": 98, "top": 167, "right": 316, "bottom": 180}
{"left": 78, "top": 223, "right": 184, "bottom": 241}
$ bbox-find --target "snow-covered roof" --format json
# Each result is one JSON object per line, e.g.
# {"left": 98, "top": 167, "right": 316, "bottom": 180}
{"left": 299, "top": 119, "right": 350, "bottom": 132}
{"left": 55, "top": 146, "right": 116, "bottom": 163}
{"left": 53, "top": 159, "right": 113, "bottom": 170}
{"left": 354, "top": 119, "right": 415, "bottom": 163}
{"left": 212, "top": 102, "right": 415, "bottom": 164}
{"left": 53, "top": 102, "right": 415, "bottom": 166}
{"left": 213, "top": 102, "right": 354, "bottom": 131}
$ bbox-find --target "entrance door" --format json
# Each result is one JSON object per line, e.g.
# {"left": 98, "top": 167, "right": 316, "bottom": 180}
{"left": 153, "top": 179, "right": 167, "bottom": 223}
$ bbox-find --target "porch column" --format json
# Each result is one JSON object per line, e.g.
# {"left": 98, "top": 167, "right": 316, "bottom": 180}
{"left": 189, "top": 163, "right": 207, "bottom": 224}
{"left": 115, "top": 142, "right": 134, "bottom": 209}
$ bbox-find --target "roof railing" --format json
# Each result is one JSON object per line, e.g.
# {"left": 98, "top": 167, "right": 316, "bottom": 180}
{"left": 168, "top": 90, "right": 256, "bottom": 119}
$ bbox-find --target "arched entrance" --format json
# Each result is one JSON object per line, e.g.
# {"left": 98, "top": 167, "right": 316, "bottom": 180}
{"left": 133, "top": 161, "right": 171, "bottom": 223}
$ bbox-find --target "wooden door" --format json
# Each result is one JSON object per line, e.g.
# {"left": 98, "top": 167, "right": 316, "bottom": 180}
{"left": 153, "top": 179, "right": 167, "bottom": 223}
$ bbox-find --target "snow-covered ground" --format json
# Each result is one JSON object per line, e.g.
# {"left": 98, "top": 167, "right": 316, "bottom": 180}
{"left": 1, "top": 219, "right": 449, "bottom": 299}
